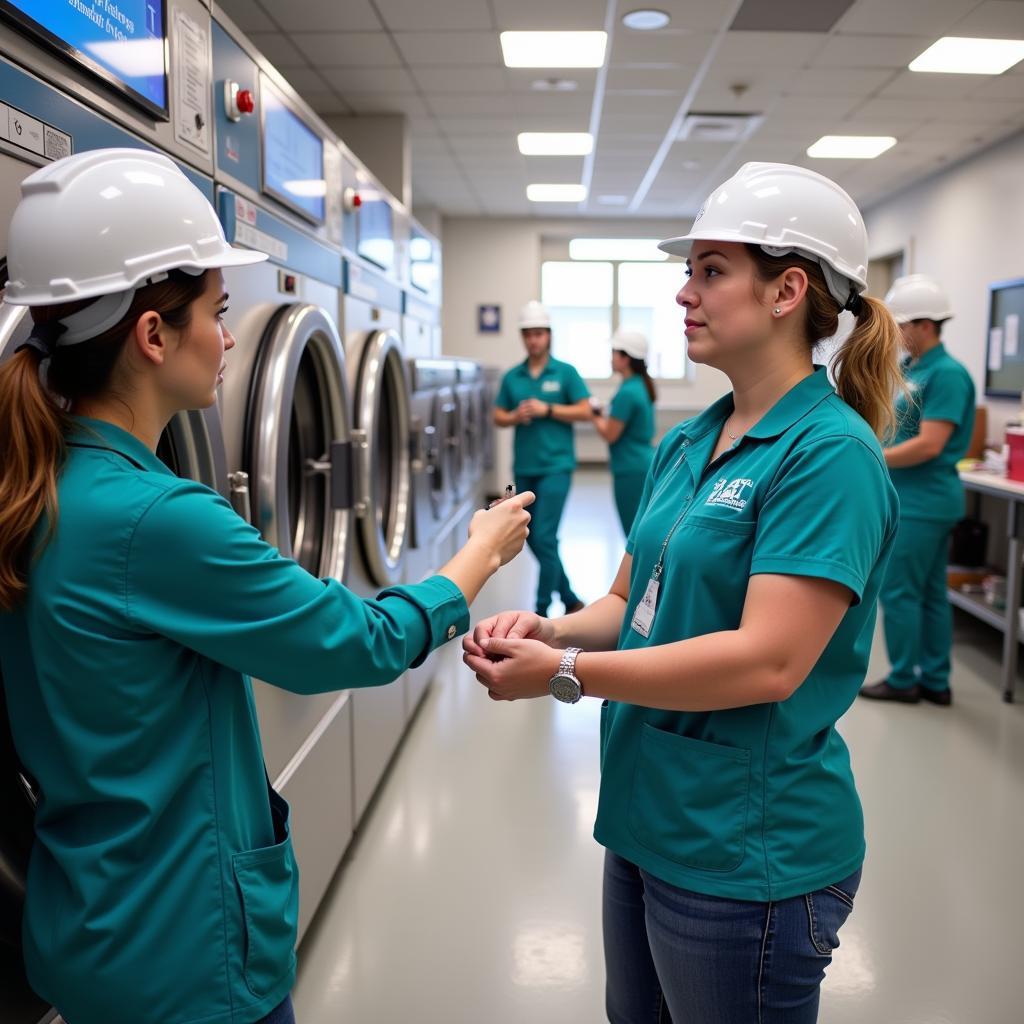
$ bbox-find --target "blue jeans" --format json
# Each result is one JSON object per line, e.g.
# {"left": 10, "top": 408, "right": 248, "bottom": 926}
{"left": 603, "top": 851, "right": 861, "bottom": 1023}
{"left": 257, "top": 995, "right": 295, "bottom": 1024}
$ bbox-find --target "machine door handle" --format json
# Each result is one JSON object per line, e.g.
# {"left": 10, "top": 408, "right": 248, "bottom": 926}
{"left": 350, "top": 428, "right": 369, "bottom": 517}
{"left": 305, "top": 440, "right": 354, "bottom": 509}
{"left": 228, "top": 471, "right": 252, "bottom": 524}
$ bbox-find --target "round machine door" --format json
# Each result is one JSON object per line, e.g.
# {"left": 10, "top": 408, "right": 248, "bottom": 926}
{"left": 245, "top": 304, "right": 353, "bottom": 582}
{"left": 351, "top": 330, "right": 412, "bottom": 587}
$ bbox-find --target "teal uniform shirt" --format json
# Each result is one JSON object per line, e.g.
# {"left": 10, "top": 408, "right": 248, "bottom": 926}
{"left": 608, "top": 375, "right": 656, "bottom": 476}
{"left": 594, "top": 368, "right": 899, "bottom": 901}
{"left": 889, "top": 344, "right": 975, "bottom": 521}
{"left": 0, "top": 417, "right": 469, "bottom": 1024}
{"left": 495, "top": 356, "right": 590, "bottom": 475}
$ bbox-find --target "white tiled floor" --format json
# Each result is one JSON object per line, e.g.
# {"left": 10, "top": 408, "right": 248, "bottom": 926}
{"left": 294, "top": 470, "right": 1024, "bottom": 1024}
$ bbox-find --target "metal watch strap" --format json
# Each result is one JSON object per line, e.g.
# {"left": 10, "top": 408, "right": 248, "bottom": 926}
{"left": 559, "top": 647, "right": 582, "bottom": 686}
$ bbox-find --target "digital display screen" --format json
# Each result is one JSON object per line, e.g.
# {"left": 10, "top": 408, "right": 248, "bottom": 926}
{"left": 261, "top": 77, "right": 325, "bottom": 224}
{"left": 357, "top": 194, "right": 394, "bottom": 272}
{"left": 0, "top": 0, "right": 168, "bottom": 117}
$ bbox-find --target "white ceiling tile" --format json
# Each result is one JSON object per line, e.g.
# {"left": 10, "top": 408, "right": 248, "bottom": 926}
{"left": 811, "top": 33, "right": 936, "bottom": 69}
{"left": 951, "top": 0, "right": 1024, "bottom": 38}
{"left": 321, "top": 67, "right": 418, "bottom": 94}
{"left": 504, "top": 68, "right": 599, "bottom": 92}
{"left": 263, "top": 0, "right": 382, "bottom": 31}
{"left": 602, "top": 92, "right": 684, "bottom": 116}
{"left": 767, "top": 93, "right": 863, "bottom": 119}
{"left": 306, "top": 92, "right": 353, "bottom": 116}
{"left": 345, "top": 94, "right": 430, "bottom": 116}
{"left": 611, "top": 31, "right": 718, "bottom": 64}
{"left": 246, "top": 32, "right": 308, "bottom": 68}
{"left": 600, "top": 113, "right": 676, "bottom": 134}
{"left": 448, "top": 135, "right": 520, "bottom": 156}
{"left": 834, "top": 0, "right": 979, "bottom": 36}
{"left": 428, "top": 94, "right": 524, "bottom": 116}
{"left": 714, "top": 31, "right": 827, "bottom": 67}
{"left": 521, "top": 155, "right": 587, "bottom": 178}
{"left": 856, "top": 96, "right": 1024, "bottom": 122}
{"left": 968, "top": 67, "right": 1024, "bottom": 102}
{"left": 878, "top": 69, "right": 999, "bottom": 101}
{"left": 491, "top": 0, "right": 608, "bottom": 30}
{"left": 511, "top": 92, "right": 595, "bottom": 115}
{"left": 631, "top": 0, "right": 743, "bottom": 32}
{"left": 435, "top": 116, "right": 546, "bottom": 134}
{"left": 393, "top": 32, "right": 503, "bottom": 66}
{"left": 216, "top": 0, "right": 276, "bottom": 33}
{"left": 605, "top": 65, "right": 699, "bottom": 92}
{"left": 411, "top": 135, "right": 450, "bottom": 155}
{"left": 278, "top": 67, "right": 333, "bottom": 94}
{"left": 375, "top": 0, "right": 494, "bottom": 31}
{"left": 412, "top": 68, "right": 508, "bottom": 93}
{"left": 785, "top": 67, "right": 896, "bottom": 97}
{"left": 291, "top": 32, "right": 403, "bottom": 67}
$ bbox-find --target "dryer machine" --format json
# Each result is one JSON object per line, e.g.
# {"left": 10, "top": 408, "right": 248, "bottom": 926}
{"left": 0, "top": 3, "right": 224, "bottom": 1015}
{"left": 211, "top": 13, "right": 354, "bottom": 941}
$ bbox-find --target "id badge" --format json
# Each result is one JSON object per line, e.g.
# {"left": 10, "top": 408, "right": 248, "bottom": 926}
{"left": 631, "top": 577, "right": 660, "bottom": 638}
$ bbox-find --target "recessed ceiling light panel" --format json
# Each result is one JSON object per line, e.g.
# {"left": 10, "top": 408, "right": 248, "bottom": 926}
{"left": 622, "top": 9, "right": 671, "bottom": 31}
{"left": 527, "top": 183, "right": 588, "bottom": 202}
{"left": 501, "top": 31, "right": 608, "bottom": 68}
{"left": 909, "top": 36, "right": 1024, "bottom": 75}
{"left": 806, "top": 135, "right": 897, "bottom": 159}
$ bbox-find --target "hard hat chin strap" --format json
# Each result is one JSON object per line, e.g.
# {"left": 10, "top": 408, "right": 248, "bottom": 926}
{"left": 759, "top": 244, "right": 863, "bottom": 315}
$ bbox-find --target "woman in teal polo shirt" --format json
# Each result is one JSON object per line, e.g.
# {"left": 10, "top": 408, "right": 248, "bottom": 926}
{"left": 0, "top": 150, "right": 532, "bottom": 1024}
{"left": 860, "top": 274, "right": 975, "bottom": 707}
{"left": 592, "top": 328, "right": 657, "bottom": 534}
{"left": 465, "top": 163, "right": 905, "bottom": 1022}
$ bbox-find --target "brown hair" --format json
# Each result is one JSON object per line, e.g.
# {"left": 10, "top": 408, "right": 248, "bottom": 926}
{"left": 746, "top": 245, "right": 903, "bottom": 440}
{"left": 618, "top": 352, "right": 657, "bottom": 403}
{"left": 0, "top": 270, "right": 209, "bottom": 610}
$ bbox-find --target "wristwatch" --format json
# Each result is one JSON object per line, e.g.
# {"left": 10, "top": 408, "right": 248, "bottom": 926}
{"left": 549, "top": 647, "right": 584, "bottom": 704}
{"left": 545, "top": 402, "right": 553, "bottom": 418}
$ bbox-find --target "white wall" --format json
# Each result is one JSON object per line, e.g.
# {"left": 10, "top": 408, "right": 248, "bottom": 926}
{"left": 440, "top": 216, "right": 732, "bottom": 480}
{"left": 863, "top": 129, "right": 1024, "bottom": 445}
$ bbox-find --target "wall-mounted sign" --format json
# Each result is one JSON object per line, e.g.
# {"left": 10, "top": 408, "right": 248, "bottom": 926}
{"left": 478, "top": 304, "right": 501, "bottom": 333}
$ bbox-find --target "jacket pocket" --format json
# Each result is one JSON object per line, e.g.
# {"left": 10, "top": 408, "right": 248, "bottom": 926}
{"left": 232, "top": 808, "right": 300, "bottom": 998}
{"left": 628, "top": 724, "right": 751, "bottom": 873}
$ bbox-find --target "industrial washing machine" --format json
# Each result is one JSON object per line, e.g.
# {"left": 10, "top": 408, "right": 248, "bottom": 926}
{"left": 340, "top": 151, "right": 417, "bottom": 823}
{"left": 211, "top": 11, "right": 354, "bottom": 941}
{"left": 0, "top": 2, "right": 225, "bottom": 1017}
{"left": 402, "top": 217, "right": 442, "bottom": 361}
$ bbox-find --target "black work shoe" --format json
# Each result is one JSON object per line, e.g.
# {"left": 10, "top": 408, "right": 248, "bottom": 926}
{"left": 919, "top": 686, "right": 952, "bottom": 707}
{"left": 859, "top": 680, "right": 921, "bottom": 703}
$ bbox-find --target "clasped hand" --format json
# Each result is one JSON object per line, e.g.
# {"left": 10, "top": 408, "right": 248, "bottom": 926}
{"left": 462, "top": 610, "right": 563, "bottom": 701}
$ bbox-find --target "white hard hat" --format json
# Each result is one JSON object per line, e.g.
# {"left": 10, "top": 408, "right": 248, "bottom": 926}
{"left": 5, "top": 148, "right": 266, "bottom": 344}
{"left": 518, "top": 300, "right": 551, "bottom": 330}
{"left": 884, "top": 274, "right": 953, "bottom": 324}
{"left": 611, "top": 328, "right": 648, "bottom": 361}
{"left": 659, "top": 162, "right": 869, "bottom": 311}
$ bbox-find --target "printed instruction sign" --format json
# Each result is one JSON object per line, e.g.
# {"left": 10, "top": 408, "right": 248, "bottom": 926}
{"left": 173, "top": 9, "right": 211, "bottom": 153}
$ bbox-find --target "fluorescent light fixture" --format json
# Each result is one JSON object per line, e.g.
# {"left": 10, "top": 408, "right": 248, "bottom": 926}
{"left": 909, "top": 36, "right": 1024, "bottom": 75}
{"left": 501, "top": 32, "right": 608, "bottom": 68}
{"left": 527, "top": 183, "right": 588, "bottom": 202}
{"left": 570, "top": 238, "right": 668, "bottom": 261}
{"left": 518, "top": 132, "right": 593, "bottom": 156}
{"left": 622, "top": 9, "right": 671, "bottom": 31}
{"left": 283, "top": 179, "right": 327, "bottom": 198}
{"left": 806, "top": 135, "right": 897, "bottom": 159}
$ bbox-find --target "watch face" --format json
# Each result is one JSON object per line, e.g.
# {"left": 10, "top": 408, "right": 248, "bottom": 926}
{"left": 551, "top": 674, "right": 580, "bottom": 703}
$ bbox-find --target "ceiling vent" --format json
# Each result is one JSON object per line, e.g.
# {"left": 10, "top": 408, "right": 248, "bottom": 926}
{"left": 676, "top": 113, "right": 763, "bottom": 143}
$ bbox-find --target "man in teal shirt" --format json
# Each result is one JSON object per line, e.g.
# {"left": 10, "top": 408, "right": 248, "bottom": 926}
{"left": 494, "top": 301, "right": 592, "bottom": 614}
{"left": 861, "top": 275, "right": 975, "bottom": 706}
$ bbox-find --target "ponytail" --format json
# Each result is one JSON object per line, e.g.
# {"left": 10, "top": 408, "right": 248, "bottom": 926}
{"left": 746, "top": 245, "right": 903, "bottom": 441}
{"left": 0, "top": 269, "right": 209, "bottom": 611}
{"left": 626, "top": 355, "right": 657, "bottom": 404}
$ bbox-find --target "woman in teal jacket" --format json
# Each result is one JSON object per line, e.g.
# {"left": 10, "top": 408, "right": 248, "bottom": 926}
{"left": 591, "top": 328, "right": 657, "bottom": 534}
{"left": 464, "top": 163, "right": 905, "bottom": 1022}
{"left": 0, "top": 149, "right": 532, "bottom": 1024}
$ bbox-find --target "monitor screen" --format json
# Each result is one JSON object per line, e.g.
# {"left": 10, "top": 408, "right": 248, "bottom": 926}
{"left": 261, "top": 77, "right": 325, "bottom": 224}
{"left": 356, "top": 194, "right": 394, "bottom": 272}
{"left": 0, "top": 0, "right": 168, "bottom": 118}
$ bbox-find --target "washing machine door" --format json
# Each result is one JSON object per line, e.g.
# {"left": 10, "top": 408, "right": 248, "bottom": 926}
{"left": 352, "top": 330, "right": 412, "bottom": 586}
{"left": 245, "top": 304, "right": 353, "bottom": 582}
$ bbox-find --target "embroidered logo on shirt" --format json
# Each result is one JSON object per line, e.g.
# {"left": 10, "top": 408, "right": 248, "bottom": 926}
{"left": 541, "top": 380, "right": 560, "bottom": 393}
{"left": 706, "top": 477, "right": 754, "bottom": 510}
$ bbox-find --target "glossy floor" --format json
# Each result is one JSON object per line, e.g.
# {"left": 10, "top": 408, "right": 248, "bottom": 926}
{"left": 294, "top": 470, "right": 1024, "bottom": 1024}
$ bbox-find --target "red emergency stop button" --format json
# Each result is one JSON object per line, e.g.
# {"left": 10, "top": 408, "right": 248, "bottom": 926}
{"left": 237, "top": 89, "right": 255, "bottom": 114}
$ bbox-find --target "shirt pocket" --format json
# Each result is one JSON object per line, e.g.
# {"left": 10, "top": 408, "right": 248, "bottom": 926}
{"left": 231, "top": 800, "right": 300, "bottom": 998}
{"left": 628, "top": 724, "right": 751, "bottom": 873}
{"left": 684, "top": 512, "right": 757, "bottom": 537}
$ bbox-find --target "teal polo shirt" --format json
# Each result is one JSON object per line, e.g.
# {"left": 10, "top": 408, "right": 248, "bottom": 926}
{"left": 608, "top": 375, "right": 656, "bottom": 476}
{"left": 495, "top": 356, "right": 590, "bottom": 475}
{"left": 594, "top": 368, "right": 899, "bottom": 901}
{"left": 0, "top": 417, "right": 469, "bottom": 1024}
{"left": 889, "top": 343, "right": 975, "bottom": 522}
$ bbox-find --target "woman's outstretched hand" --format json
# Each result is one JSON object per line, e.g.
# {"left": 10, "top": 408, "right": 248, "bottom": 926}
{"left": 466, "top": 491, "right": 535, "bottom": 567}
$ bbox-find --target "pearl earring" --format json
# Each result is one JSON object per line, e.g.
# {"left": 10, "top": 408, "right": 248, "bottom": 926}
{"left": 773, "top": 307, "right": 781, "bottom": 315}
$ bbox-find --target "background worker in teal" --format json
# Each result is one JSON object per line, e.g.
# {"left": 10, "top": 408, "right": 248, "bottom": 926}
{"left": 861, "top": 275, "right": 975, "bottom": 707}
{"left": 0, "top": 150, "right": 533, "bottom": 1024}
{"left": 465, "top": 163, "right": 906, "bottom": 1023}
{"left": 494, "top": 301, "right": 592, "bottom": 615}
{"left": 591, "top": 328, "right": 657, "bottom": 534}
